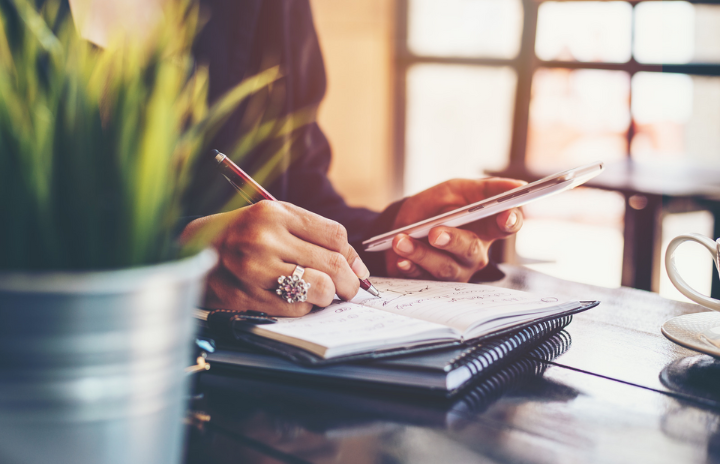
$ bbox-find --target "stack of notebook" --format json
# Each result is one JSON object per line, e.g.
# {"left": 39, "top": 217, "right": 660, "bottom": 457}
{"left": 197, "top": 277, "right": 597, "bottom": 396}
{"left": 199, "top": 331, "right": 574, "bottom": 433}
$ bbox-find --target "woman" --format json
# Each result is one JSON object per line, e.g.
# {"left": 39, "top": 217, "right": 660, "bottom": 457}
{"left": 70, "top": 0, "right": 525, "bottom": 316}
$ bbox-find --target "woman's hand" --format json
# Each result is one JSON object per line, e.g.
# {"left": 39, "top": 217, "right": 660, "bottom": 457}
{"left": 181, "top": 201, "right": 370, "bottom": 317}
{"left": 386, "top": 178, "right": 525, "bottom": 282}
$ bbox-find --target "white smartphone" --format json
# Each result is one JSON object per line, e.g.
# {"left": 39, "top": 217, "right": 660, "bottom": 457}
{"left": 363, "top": 161, "right": 604, "bottom": 252}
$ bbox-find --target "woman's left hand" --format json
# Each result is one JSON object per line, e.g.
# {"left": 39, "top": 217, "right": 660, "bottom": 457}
{"left": 386, "top": 178, "right": 525, "bottom": 282}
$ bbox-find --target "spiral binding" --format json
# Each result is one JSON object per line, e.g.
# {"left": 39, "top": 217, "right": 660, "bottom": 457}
{"left": 527, "top": 329, "right": 572, "bottom": 362}
{"left": 449, "top": 330, "right": 573, "bottom": 416}
{"left": 448, "top": 315, "right": 573, "bottom": 373}
{"left": 454, "top": 357, "right": 541, "bottom": 414}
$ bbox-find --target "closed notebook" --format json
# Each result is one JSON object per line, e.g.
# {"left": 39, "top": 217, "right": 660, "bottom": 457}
{"left": 200, "top": 277, "right": 598, "bottom": 365}
{"left": 203, "top": 316, "right": 574, "bottom": 395}
{"left": 200, "top": 331, "right": 573, "bottom": 429}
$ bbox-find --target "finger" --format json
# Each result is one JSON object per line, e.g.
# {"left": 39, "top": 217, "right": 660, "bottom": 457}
{"left": 203, "top": 266, "right": 314, "bottom": 317}
{"left": 203, "top": 266, "right": 246, "bottom": 310}
{"left": 497, "top": 208, "right": 523, "bottom": 235}
{"left": 271, "top": 202, "right": 370, "bottom": 279}
{"left": 427, "top": 227, "right": 489, "bottom": 268}
{"left": 395, "top": 258, "right": 431, "bottom": 279}
{"left": 392, "top": 234, "right": 474, "bottom": 282}
{"left": 222, "top": 251, "right": 347, "bottom": 306}
{"left": 244, "top": 283, "right": 317, "bottom": 316}
{"left": 465, "top": 207, "right": 523, "bottom": 242}
{"left": 384, "top": 249, "right": 432, "bottom": 279}
{"left": 281, "top": 236, "right": 361, "bottom": 301}
{"left": 272, "top": 265, "right": 339, "bottom": 308}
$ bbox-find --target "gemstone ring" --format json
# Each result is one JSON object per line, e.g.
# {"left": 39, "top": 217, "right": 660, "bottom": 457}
{"left": 276, "top": 265, "right": 311, "bottom": 303}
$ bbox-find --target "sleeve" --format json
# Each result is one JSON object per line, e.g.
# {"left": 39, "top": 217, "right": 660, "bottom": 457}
{"left": 281, "top": 115, "right": 399, "bottom": 275}
{"left": 269, "top": 0, "right": 399, "bottom": 275}
{"left": 188, "top": 0, "right": 398, "bottom": 275}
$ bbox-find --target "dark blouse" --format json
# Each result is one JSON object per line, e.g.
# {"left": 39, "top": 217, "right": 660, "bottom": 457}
{"left": 186, "top": 0, "right": 399, "bottom": 274}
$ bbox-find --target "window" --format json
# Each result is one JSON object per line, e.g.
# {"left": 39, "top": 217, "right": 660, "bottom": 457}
{"left": 400, "top": 0, "right": 524, "bottom": 195}
{"left": 404, "top": 64, "right": 516, "bottom": 195}
{"left": 395, "top": 0, "right": 720, "bottom": 295}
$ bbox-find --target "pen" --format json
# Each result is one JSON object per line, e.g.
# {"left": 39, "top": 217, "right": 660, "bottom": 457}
{"left": 197, "top": 308, "right": 278, "bottom": 325}
{"left": 211, "top": 149, "right": 381, "bottom": 297}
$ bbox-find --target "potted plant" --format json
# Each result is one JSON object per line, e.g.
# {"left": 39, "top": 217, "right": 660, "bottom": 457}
{"left": 0, "top": 1, "right": 276, "bottom": 462}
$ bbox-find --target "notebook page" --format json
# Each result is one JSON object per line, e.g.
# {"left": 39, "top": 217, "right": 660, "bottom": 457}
{"left": 353, "top": 277, "right": 567, "bottom": 336}
{"left": 250, "top": 301, "right": 459, "bottom": 357}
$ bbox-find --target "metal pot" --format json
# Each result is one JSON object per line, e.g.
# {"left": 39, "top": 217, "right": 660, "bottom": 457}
{"left": 0, "top": 249, "right": 217, "bottom": 464}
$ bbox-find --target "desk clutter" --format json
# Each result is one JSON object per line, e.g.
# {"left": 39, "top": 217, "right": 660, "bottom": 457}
{"left": 195, "top": 278, "right": 597, "bottom": 396}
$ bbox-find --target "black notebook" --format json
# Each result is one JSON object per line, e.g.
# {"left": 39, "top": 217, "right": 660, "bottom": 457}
{"left": 200, "top": 331, "right": 573, "bottom": 430}
{"left": 202, "top": 315, "right": 576, "bottom": 396}
{"left": 199, "top": 277, "right": 598, "bottom": 366}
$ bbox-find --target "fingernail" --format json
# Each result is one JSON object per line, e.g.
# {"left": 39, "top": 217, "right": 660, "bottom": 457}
{"left": 505, "top": 212, "right": 518, "bottom": 230}
{"left": 397, "top": 259, "right": 412, "bottom": 271}
{"left": 396, "top": 236, "right": 414, "bottom": 254}
{"left": 434, "top": 231, "right": 451, "bottom": 247}
{"left": 351, "top": 257, "right": 370, "bottom": 279}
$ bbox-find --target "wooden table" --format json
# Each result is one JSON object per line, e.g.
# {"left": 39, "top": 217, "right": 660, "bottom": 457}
{"left": 184, "top": 265, "right": 720, "bottom": 464}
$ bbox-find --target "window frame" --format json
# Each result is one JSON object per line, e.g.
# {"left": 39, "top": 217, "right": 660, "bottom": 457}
{"left": 394, "top": 0, "right": 720, "bottom": 191}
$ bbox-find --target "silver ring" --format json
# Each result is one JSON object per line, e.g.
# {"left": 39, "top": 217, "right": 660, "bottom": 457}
{"left": 292, "top": 265, "right": 305, "bottom": 280}
{"left": 276, "top": 265, "right": 311, "bottom": 303}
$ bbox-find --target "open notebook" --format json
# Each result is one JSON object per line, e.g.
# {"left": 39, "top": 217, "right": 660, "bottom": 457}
{"left": 218, "top": 277, "right": 595, "bottom": 360}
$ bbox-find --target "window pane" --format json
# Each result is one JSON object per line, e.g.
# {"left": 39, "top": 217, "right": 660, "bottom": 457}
{"left": 535, "top": 1, "right": 632, "bottom": 63}
{"left": 631, "top": 72, "right": 720, "bottom": 167}
{"left": 404, "top": 64, "right": 516, "bottom": 196}
{"left": 516, "top": 188, "right": 625, "bottom": 288}
{"left": 527, "top": 68, "right": 630, "bottom": 172}
{"left": 407, "top": 0, "right": 523, "bottom": 58}
{"left": 634, "top": 2, "right": 720, "bottom": 64}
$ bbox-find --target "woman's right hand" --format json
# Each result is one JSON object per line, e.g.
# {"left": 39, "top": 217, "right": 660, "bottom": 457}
{"left": 180, "top": 201, "right": 370, "bottom": 316}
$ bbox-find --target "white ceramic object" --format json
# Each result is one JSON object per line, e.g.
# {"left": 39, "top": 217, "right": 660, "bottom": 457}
{"left": 665, "top": 233, "right": 720, "bottom": 311}
{"left": 662, "top": 312, "right": 720, "bottom": 359}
